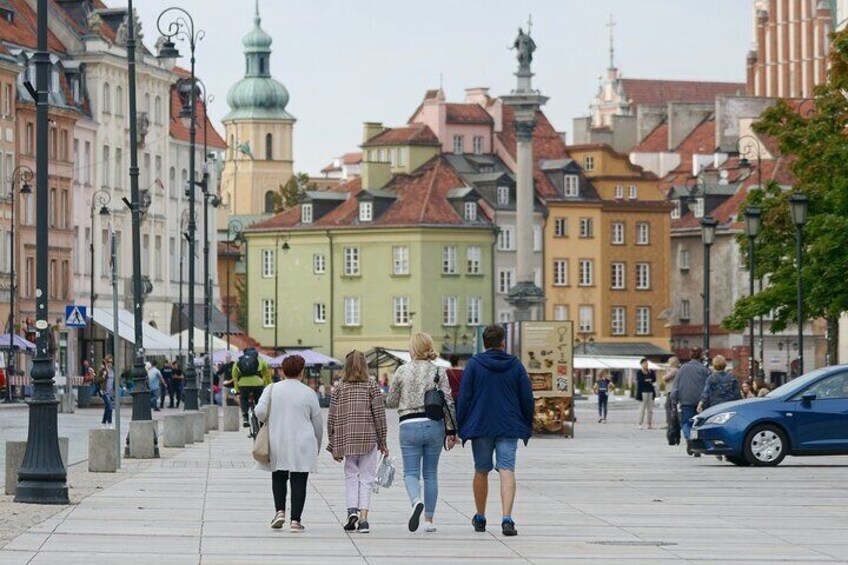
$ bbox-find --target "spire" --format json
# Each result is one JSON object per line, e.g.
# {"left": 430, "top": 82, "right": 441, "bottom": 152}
{"left": 254, "top": 0, "right": 261, "bottom": 26}
{"left": 607, "top": 14, "right": 617, "bottom": 70}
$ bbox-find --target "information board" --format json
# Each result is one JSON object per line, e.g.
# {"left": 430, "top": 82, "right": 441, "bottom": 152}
{"left": 520, "top": 321, "right": 574, "bottom": 437}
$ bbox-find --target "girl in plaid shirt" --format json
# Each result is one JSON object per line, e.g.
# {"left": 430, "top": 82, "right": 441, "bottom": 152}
{"left": 327, "top": 350, "right": 389, "bottom": 534}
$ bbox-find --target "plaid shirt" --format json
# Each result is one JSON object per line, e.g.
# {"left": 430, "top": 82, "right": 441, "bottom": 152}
{"left": 326, "top": 380, "right": 388, "bottom": 459}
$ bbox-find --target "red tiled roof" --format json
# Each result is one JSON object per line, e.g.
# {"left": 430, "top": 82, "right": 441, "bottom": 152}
{"left": 0, "top": 0, "right": 67, "bottom": 53}
{"left": 446, "top": 103, "right": 494, "bottom": 125}
{"left": 673, "top": 118, "right": 716, "bottom": 172}
{"left": 633, "top": 122, "right": 669, "bottom": 153}
{"left": 342, "top": 152, "right": 362, "bottom": 165}
{"left": 362, "top": 123, "right": 440, "bottom": 147}
{"left": 620, "top": 79, "right": 745, "bottom": 107}
{"left": 169, "top": 72, "right": 227, "bottom": 149}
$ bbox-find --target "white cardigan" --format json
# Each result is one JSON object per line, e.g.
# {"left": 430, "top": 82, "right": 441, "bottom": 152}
{"left": 254, "top": 379, "right": 323, "bottom": 473}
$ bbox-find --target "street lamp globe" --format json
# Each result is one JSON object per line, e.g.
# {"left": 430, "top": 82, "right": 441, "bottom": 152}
{"left": 744, "top": 206, "right": 762, "bottom": 239}
{"left": 790, "top": 192, "right": 809, "bottom": 227}
{"left": 156, "top": 36, "right": 181, "bottom": 69}
{"left": 701, "top": 216, "right": 718, "bottom": 246}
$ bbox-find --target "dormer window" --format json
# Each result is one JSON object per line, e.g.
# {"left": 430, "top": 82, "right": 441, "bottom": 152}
{"left": 615, "top": 185, "right": 624, "bottom": 199}
{"left": 453, "top": 135, "right": 464, "bottom": 155}
{"left": 301, "top": 203, "right": 313, "bottom": 224}
{"left": 629, "top": 185, "right": 638, "bottom": 199}
{"left": 583, "top": 155, "right": 595, "bottom": 172}
{"left": 692, "top": 198, "right": 704, "bottom": 218}
{"left": 564, "top": 174, "right": 579, "bottom": 197}
{"left": 359, "top": 201, "right": 373, "bottom": 222}
{"left": 496, "top": 186, "right": 509, "bottom": 206}
{"left": 473, "top": 136, "right": 484, "bottom": 155}
{"left": 464, "top": 202, "right": 477, "bottom": 222}
{"left": 671, "top": 200, "right": 681, "bottom": 219}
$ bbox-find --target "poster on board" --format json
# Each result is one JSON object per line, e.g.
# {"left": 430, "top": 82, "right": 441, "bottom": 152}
{"left": 520, "top": 321, "right": 574, "bottom": 437}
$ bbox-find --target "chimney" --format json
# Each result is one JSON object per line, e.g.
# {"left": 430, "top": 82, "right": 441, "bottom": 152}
{"left": 464, "top": 87, "right": 490, "bottom": 105}
{"left": 362, "top": 122, "right": 384, "bottom": 144}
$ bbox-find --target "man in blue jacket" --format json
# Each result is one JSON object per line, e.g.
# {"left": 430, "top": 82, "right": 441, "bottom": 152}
{"left": 457, "top": 324, "right": 534, "bottom": 537}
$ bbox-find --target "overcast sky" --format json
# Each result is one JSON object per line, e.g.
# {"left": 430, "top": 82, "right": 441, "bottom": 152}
{"left": 134, "top": 0, "right": 752, "bottom": 175}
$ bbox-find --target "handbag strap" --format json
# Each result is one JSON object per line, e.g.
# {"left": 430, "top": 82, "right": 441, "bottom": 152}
{"left": 266, "top": 382, "right": 274, "bottom": 422}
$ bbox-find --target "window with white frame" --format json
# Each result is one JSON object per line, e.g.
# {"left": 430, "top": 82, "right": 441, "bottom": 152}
{"left": 464, "top": 202, "right": 477, "bottom": 221}
{"left": 498, "top": 268, "right": 515, "bottom": 295}
{"left": 679, "top": 248, "right": 690, "bottom": 270}
{"left": 671, "top": 200, "right": 681, "bottom": 219}
{"left": 442, "top": 245, "right": 457, "bottom": 274}
{"left": 393, "top": 296, "right": 410, "bottom": 326}
{"left": 453, "top": 135, "right": 464, "bottom": 155}
{"left": 498, "top": 311, "right": 512, "bottom": 323}
{"left": 680, "top": 299, "right": 690, "bottom": 320}
{"left": 636, "top": 306, "right": 651, "bottom": 335}
{"left": 390, "top": 148, "right": 397, "bottom": 166}
{"left": 553, "top": 259, "right": 568, "bottom": 286}
{"left": 473, "top": 136, "right": 483, "bottom": 155}
{"left": 553, "top": 305, "right": 569, "bottom": 321}
{"left": 533, "top": 225, "right": 542, "bottom": 251}
{"left": 442, "top": 296, "right": 458, "bottom": 326}
{"left": 392, "top": 246, "right": 410, "bottom": 275}
{"left": 579, "top": 259, "right": 593, "bottom": 286}
{"left": 262, "top": 249, "right": 275, "bottom": 278}
{"left": 397, "top": 148, "right": 405, "bottom": 166}
{"left": 534, "top": 267, "right": 542, "bottom": 287}
{"left": 498, "top": 226, "right": 515, "bottom": 251}
{"left": 612, "top": 222, "right": 625, "bottom": 245}
{"left": 564, "top": 174, "right": 579, "bottom": 197}
{"left": 313, "top": 254, "right": 326, "bottom": 274}
{"left": 636, "top": 222, "right": 650, "bottom": 245}
{"left": 611, "top": 306, "right": 626, "bottom": 335}
{"left": 359, "top": 201, "right": 373, "bottom": 222}
{"left": 300, "top": 203, "right": 313, "bottom": 224}
{"left": 314, "top": 303, "right": 327, "bottom": 323}
{"left": 554, "top": 217, "right": 567, "bottom": 237}
{"left": 344, "top": 297, "right": 360, "bottom": 326}
{"left": 466, "top": 296, "right": 482, "bottom": 326}
{"left": 692, "top": 198, "right": 704, "bottom": 218}
{"left": 262, "top": 299, "right": 275, "bottom": 328}
{"left": 579, "top": 218, "right": 593, "bottom": 238}
{"left": 611, "top": 262, "right": 625, "bottom": 289}
{"left": 496, "top": 186, "right": 509, "bottom": 206}
{"left": 636, "top": 262, "right": 651, "bottom": 289}
{"left": 379, "top": 148, "right": 387, "bottom": 162}
{"left": 578, "top": 305, "right": 593, "bottom": 333}
{"left": 629, "top": 185, "right": 638, "bottom": 199}
{"left": 615, "top": 185, "right": 624, "bottom": 199}
{"left": 583, "top": 155, "right": 595, "bottom": 172}
{"left": 466, "top": 246, "right": 481, "bottom": 274}
{"left": 344, "top": 247, "right": 359, "bottom": 276}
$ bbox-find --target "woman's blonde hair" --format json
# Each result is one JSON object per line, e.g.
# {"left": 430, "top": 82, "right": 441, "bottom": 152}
{"left": 668, "top": 356, "right": 680, "bottom": 369}
{"left": 343, "top": 350, "right": 369, "bottom": 383}
{"left": 409, "top": 332, "right": 438, "bottom": 361}
{"left": 712, "top": 355, "right": 727, "bottom": 371}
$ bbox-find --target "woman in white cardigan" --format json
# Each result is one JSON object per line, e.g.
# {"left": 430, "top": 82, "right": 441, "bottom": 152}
{"left": 254, "top": 354, "right": 323, "bottom": 532}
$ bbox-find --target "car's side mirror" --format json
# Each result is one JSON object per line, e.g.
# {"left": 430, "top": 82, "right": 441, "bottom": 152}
{"left": 801, "top": 391, "right": 817, "bottom": 404}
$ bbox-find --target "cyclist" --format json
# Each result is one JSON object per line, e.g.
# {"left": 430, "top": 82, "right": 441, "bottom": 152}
{"left": 232, "top": 347, "right": 272, "bottom": 428}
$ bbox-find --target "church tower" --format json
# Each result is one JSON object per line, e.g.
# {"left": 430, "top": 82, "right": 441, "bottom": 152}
{"left": 221, "top": 0, "right": 295, "bottom": 216}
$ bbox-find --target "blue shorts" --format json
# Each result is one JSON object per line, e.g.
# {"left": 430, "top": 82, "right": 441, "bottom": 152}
{"left": 471, "top": 437, "right": 519, "bottom": 473}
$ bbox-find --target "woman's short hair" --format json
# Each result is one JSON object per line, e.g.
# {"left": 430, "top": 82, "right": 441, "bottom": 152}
{"left": 409, "top": 332, "right": 437, "bottom": 361}
{"left": 668, "top": 356, "right": 680, "bottom": 368}
{"left": 282, "top": 355, "right": 305, "bottom": 377}
{"left": 343, "top": 350, "right": 369, "bottom": 383}
{"left": 712, "top": 355, "right": 727, "bottom": 371}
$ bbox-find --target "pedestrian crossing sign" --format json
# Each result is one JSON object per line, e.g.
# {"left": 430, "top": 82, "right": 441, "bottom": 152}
{"left": 65, "top": 305, "right": 88, "bottom": 328}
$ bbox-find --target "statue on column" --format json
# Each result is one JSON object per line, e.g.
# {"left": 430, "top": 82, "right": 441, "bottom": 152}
{"left": 512, "top": 27, "right": 536, "bottom": 74}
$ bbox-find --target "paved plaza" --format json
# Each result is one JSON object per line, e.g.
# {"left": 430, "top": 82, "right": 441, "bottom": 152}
{"left": 0, "top": 401, "right": 847, "bottom": 564}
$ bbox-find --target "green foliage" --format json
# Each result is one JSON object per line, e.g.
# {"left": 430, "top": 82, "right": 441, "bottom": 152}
{"left": 274, "top": 172, "right": 316, "bottom": 212}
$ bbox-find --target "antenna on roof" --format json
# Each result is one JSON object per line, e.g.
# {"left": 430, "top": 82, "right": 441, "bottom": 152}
{"left": 527, "top": 14, "right": 533, "bottom": 35}
{"left": 439, "top": 71, "right": 443, "bottom": 90}
{"left": 607, "top": 14, "right": 617, "bottom": 69}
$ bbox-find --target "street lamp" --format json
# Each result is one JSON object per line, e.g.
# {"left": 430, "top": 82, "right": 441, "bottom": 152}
{"left": 158, "top": 6, "right": 205, "bottom": 411}
{"left": 790, "top": 192, "right": 808, "bottom": 376}
{"left": 15, "top": 0, "right": 68, "bottom": 503}
{"left": 4, "top": 166, "right": 31, "bottom": 404}
{"left": 701, "top": 214, "right": 718, "bottom": 366}
{"left": 88, "top": 189, "right": 111, "bottom": 375}
{"left": 226, "top": 220, "right": 244, "bottom": 352}
{"left": 744, "top": 206, "right": 762, "bottom": 380}
{"left": 178, "top": 209, "right": 189, "bottom": 369}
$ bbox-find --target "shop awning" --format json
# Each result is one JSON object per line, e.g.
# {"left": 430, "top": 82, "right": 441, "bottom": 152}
{"left": 92, "top": 308, "right": 181, "bottom": 355}
{"left": 274, "top": 349, "right": 341, "bottom": 368}
{"left": 574, "top": 356, "right": 663, "bottom": 371}
{"left": 366, "top": 348, "right": 451, "bottom": 369}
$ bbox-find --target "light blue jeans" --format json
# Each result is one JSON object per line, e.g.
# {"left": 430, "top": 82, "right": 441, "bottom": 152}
{"left": 399, "top": 419, "right": 444, "bottom": 519}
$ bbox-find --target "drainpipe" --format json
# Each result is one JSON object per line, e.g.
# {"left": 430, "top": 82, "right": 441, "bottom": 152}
{"left": 326, "top": 230, "right": 335, "bottom": 358}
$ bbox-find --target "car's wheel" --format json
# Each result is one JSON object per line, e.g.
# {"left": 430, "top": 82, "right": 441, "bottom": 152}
{"left": 744, "top": 424, "right": 788, "bottom": 466}
{"left": 726, "top": 455, "right": 751, "bottom": 467}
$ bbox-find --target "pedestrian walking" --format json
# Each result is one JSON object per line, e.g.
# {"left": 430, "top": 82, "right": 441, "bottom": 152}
{"left": 697, "top": 356, "right": 742, "bottom": 413}
{"left": 636, "top": 359, "right": 657, "bottom": 429}
{"left": 160, "top": 360, "right": 174, "bottom": 409}
{"left": 99, "top": 355, "right": 115, "bottom": 427}
{"left": 385, "top": 332, "right": 457, "bottom": 533}
{"left": 457, "top": 325, "right": 534, "bottom": 537}
{"left": 592, "top": 370, "right": 614, "bottom": 423}
{"left": 232, "top": 347, "right": 272, "bottom": 428}
{"left": 327, "top": 350, "right": 389, "bottom": 534}
{"left": 147, "top": 361, "right": 164, "bottom": 412}
{"left": 663, "top": 357, "right": 681, "bottom": 429}
{"left": 254, "top": 355, "right": 323, "bottom": 533}
{"left": 172, "top": 360, "right": 184, "bottom": 408}
{"left": 446, "top": 354, "right": 463, "bottom": 404}
{"left": 675, "top": 347, "right": 710, "bottom": 455}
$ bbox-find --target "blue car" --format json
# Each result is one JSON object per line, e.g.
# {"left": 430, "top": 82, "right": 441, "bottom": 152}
{"left": 689, "top": 366, "right": 848, "bottom": 466}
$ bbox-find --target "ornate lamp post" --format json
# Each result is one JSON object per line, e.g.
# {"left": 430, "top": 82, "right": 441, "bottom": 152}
{"left": 15, "top": 0, "right": 68, "bottom": 503}
{"left": 88, "top": 190, "right": 111, "bottom": 372}
{"left": 744, "top": 207, "right": 762, "bottom": 380}
{"left": 4, "top": 166, "right": 31, "bottom": 403}
{"left": 701, "top": 214, "right": 718, "bottom": 366}
{"left": 226, "top": 220, "right": 244, "bottom": 351}
{"left": 157, "top": 6, "right": 204, "bottom": 410}
{"left": 789, "top": 192, "right": 809, "bottom": 376}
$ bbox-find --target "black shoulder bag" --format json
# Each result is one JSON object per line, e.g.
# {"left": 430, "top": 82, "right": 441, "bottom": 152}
{"left": 424, "top": 366, "right": 445, "bottom": 421}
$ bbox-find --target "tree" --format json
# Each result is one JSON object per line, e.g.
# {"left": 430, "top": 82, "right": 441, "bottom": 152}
{"left": 723, "top": 30, "right": 848, "bottom": 364}
{"left": 274, "top": 172, "right": 316, "bottom": 212}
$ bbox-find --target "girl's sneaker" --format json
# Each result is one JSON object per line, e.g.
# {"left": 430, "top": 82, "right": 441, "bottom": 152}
{"left": 357, "top": 520, "right": 370, "bottom": 534}
{"left": 270, "top": 511, "right": 285, "bottom": 529}
{"left": 290, "top": 521, "right": 305, "bottom": 533}
{"left": 408, "top": 500, "right": 424, "bottom": 532}
{"left": 344, "top": 510, "right": 359, "bottom": 531}
{"left": 424, "top": 522, "right": 437, "bottom": 532}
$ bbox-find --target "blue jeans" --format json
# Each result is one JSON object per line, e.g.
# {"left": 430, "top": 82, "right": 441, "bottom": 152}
{"left": 681, "top": 405, "right": 697, "bottom": 440}
{"left": 399, "top": 420, "right": 444, "bottom": 519}
{"left": 150, "top": 389, "right": 160, "bottom": 409}
{"left": 102, "top": 393, "right": 113, "bottom": 424}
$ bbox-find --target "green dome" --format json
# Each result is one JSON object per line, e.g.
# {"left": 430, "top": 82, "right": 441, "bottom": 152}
{"left": 243, "top": 13, "right": 272, "bottom": 52}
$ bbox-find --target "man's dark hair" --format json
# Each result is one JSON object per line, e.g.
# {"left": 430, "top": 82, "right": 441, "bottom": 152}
{"left": 449, "top": 354, "right": 460, "bottom": 367}
{"left": 690, "top": 347, "right": 703, "bottom": 361}
{"left": 482, "top": 325, "right": 505, "bottom": 350}
{"left": 639, "top": 358, "right": 648, "bottom": 365}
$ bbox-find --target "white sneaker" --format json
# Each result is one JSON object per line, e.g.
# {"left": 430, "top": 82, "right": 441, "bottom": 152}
{"left": 424, "top": 522, "right": 437, "bottom": 532}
